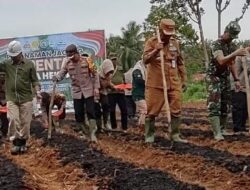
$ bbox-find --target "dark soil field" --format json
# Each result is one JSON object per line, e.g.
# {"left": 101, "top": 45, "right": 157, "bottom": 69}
{"left": 1, "top": 101, "right": 250, "bottom": 190}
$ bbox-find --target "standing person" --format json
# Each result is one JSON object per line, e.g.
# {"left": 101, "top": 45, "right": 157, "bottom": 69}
{"left": 143, "top": 18, "right": 187, "bottom": 143}
{"left": 95, "top": 59, "right": 114, "bottom": 131}
{"left": 53, "top": 44, "right": 100, "bottom": 142}
{"left": 132, "top": 60, "right": 147, "bottom": 128}
{"left": 108, "top": 55, "right": 128, "bottom": 131}
{"left": 206, "top": 21, "right": 247, "bottom": 140}
{"left": 230, "top": 44, "right": 250, "bottom": 133}
{"left": 0, "top": 40, "right": 40, "bottom": 154}
{"left": 124, "top": 68, "right": 136, "bottom": 120}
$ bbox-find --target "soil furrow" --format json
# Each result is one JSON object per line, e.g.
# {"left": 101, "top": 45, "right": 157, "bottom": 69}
{"left": 104, "top": 130, "right": 250, "bottom": 175}
{"left": 30, "top": 121, "right": 205, "bottom": 190}
{"left": 97, "top": 135, "right": 250, "bottom": 190}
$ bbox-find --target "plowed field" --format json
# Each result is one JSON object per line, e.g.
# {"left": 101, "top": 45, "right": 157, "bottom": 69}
{"left": 1, "top": 101, "right": 250, "bottom": 190}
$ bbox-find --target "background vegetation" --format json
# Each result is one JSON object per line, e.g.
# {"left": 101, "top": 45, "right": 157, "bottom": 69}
{"left": 106, "top": 0, "right": 250, "bottom": 102}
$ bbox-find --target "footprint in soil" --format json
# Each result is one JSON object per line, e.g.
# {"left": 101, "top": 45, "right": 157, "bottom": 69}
{"left": 30, "top": 121, "right": 205, "bottom": 190}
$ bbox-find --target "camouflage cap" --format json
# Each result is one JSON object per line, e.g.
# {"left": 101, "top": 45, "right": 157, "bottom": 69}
{"left": 224, "top": 21, "right": 241, "bottom": 39}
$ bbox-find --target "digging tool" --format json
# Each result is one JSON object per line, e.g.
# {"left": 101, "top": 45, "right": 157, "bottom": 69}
{"left": 241, "top": 50, "right": 250, "bottom": 133}
{"left": 156, "top": 27, "right": 171, "bottom": 126}
{"left": 48, "top": 81, "right": 57, "bottom": 139}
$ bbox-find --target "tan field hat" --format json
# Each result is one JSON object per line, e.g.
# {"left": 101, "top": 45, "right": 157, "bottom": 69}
{"left": 160, "top": 19, "right": 175, "bottom": 35}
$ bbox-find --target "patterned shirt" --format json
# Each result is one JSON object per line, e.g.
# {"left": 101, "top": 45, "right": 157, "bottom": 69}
{"left": 207, "top": 38, "right": 237, "bottom": 78}
{"left": 56, "top": 56, "right": 100, "bottom": 99}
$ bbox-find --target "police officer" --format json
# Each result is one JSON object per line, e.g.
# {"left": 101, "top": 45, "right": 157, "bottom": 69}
{"left": 206, "top": 21, "right": 247, "bottom": 140}
{"left": 143, "top": 18, "right": 187, "bottom": 143}
{"left": 53, "top": 44, "right": 100, "bottom": 142}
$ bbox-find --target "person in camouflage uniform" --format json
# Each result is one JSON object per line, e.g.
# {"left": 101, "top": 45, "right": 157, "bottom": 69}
{"left": 206, "top": 21, "right": 247, "bottom": 140}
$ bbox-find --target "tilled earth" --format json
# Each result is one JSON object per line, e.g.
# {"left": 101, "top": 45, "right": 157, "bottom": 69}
{"left": 1, "top": 101, "right": 250, "bottom": 190}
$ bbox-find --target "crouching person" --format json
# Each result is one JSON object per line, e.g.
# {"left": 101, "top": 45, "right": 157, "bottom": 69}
{"left": 40, "top": 91, "right": 66, "bottom": 129}
{"left": 52, "top": 44, "right": 100, "bottom": 142}
{"left": 0, "top": 40, "right": 40, "bottom": 154}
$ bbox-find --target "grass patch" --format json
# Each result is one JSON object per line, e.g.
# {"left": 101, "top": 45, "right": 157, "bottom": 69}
{"left": 183, "top": 80, "right": 207, "bottom": 102}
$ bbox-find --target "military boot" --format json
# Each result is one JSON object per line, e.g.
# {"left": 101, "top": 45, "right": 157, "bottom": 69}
{"left": 145, "top": 117, "right": 155, "bottom": 143}
{"left": 170, "top": 117, "right": 187, "bottom": 143}
{"left": 89, "top": 119, "right": 97, "bottom": 142}
{"left": 209, "top": 116, "right": 224, "bottom": 141}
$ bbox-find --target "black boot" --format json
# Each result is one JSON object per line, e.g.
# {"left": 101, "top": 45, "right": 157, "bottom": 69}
{"left": 11, "top": 139, "right": 22, "bottom": 155}
{"left": 20, "top": 139, "right": 27, "bottom": 153}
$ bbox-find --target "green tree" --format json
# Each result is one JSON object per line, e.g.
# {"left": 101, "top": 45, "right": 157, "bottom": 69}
{"left": 236, "top": 0, "right": 250, "bottom": 22}
{"left": 144, "top": 0, "right": 199, "bottom": 45}
{"left": 106, "top": 21, "right": 144, "bottom": 72}
{"left": 145, "top": 0, "right": 209, "bottom": 68}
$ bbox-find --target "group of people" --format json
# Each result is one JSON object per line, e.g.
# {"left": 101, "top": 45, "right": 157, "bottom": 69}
{"left": 0, "top": 18, "right": 249, "bottom": 155}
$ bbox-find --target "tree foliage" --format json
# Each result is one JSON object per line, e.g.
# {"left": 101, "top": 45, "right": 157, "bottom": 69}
{"left": 106, "top": 21, "right": 144, "bottom": 72}
{"left": 145, "top": 0, "right": 209, "bottom": 68}
{"left": 143, "top": 0, "right": 199, "bottom": 45}
{"left": 236, "top": 0, "right": 250, "bottom": 22}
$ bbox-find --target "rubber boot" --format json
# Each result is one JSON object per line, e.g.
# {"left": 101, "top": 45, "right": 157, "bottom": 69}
{"left": 75, "top": 122, "right": 83, "bottom": 132}
{"left": 103, "top": 113, "right": 112, "bottom": 130}
{"left": 145, "top": 117, "right": 155, "bottom": 143}
{"left": 81, "top": 122, "right": 90, "bottom": 135}
{"left": 96, "top": 118, "right": 102, "bottom": 133}
{"left": 220, "top": 115, "right": 232, "bottom": 135}
{"left": 170, "top": 117, "right": 187, "bottom": 143}
{"left": 11, "top": 138, "right": 21, "bottom": 155}
{"left": 20, "top": 139, "right": 27, "bottom": 153}
{"left": 209, "top": 116, "right": 224, "bottom": 141}
{"left": 89, "top": 119, "right": 97, "bottom": 142}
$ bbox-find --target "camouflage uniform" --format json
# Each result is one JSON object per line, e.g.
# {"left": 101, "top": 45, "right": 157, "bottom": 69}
{"left": 206, "top": 40, "right": 237, "bottom": 117}
{"left": 206, "top": 21, "right": 241, "bottom": 140}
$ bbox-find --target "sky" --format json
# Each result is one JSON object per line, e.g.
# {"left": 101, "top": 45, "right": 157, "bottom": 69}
{"left": 0, "top": 0, "right": 249, "bottom": 41}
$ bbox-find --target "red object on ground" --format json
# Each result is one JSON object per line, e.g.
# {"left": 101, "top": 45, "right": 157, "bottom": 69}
{"left": 52, "top": 110, "right": 63, "bottom": 120}
{"left": 0, "top": 106, "right": 7, "bottom": 113}
{"left": 114, "top": 83, "right": 132, "bottom": 90}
